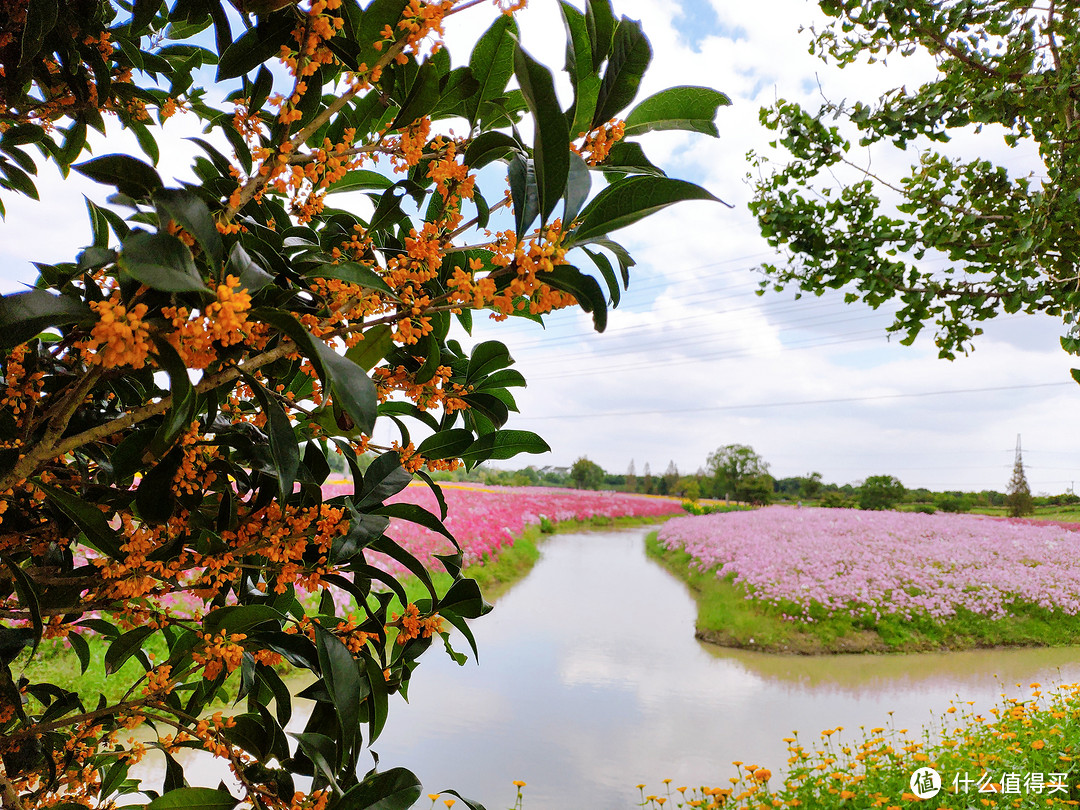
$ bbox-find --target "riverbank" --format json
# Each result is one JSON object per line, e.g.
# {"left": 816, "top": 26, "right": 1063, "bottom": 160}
{"left": 645, "top": 532, "right": 1080, "bottom": 654}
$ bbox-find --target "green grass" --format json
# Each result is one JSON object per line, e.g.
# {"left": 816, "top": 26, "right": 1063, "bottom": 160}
{"left": 645, "top": 532, "right": 1080, "bottom": 654}
{"left": 24, "top": 514, "right": 672, "bottom": 700}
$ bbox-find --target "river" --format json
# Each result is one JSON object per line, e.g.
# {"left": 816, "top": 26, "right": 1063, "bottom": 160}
{"left": 142, "top": 527, "right": 1080, "bottom": 808}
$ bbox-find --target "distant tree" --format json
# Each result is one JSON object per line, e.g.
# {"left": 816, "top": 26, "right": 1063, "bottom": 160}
{"left": 676, "top": 477, "right": 701, "bottom": 501}
{"left": 741, "top": 474, "right": 776, "bottom": 506}
{"left": 706, "top": 444, "right": 770, "bottom": 501}
{"left": 571, "top": 456, "right": 605, "bottom": 490}
{"left": 1007, "top": 453, "right": 1035, "bottom": 517}
{"left": 626, "top": 459, "right": 638, "bottom": 493}
{"left": 935, "top": 492, "right": 974, "bottom": 513}
{"left": 662, "top": 460, "right": 680, "bottom": 495}
{"left": 800, "top": 472, "right": 823, "bottom": 500}
{"left": 643, "top": 462, "right": 654, "bottom": 494}
{"left": 859, "top": 475, "right": 906, "bottom": 511}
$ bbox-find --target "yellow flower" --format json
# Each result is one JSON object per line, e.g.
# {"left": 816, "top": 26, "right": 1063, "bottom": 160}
{"left": 512, "top": 780, "right": 526, "bottom": 788}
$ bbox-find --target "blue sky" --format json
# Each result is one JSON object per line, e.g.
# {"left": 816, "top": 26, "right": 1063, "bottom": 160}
{"left": 2, "top": 0, "right": 1077, "bottom": 493}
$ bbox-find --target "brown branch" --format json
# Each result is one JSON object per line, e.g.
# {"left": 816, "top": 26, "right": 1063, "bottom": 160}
{"left": 0, "top": 342, "right": 293, "bottom": 492}
{"left": 916, "top": 25, "right": 1004, "bottom": 79}
{"left": 0, "top": 772, "right": 25, "bottom": 810}
{"left": 224, "top": 38, "right": 407, "bottom": 220}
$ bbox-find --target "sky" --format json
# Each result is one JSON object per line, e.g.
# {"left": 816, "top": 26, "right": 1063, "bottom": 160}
{"left": 2, "top": 0, "right": 1078, "bottom": 493}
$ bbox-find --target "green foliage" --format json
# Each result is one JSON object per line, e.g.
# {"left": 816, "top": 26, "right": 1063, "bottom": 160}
{"left": 858, "top": 474, "right": 906, "bottom": 511}
{"left": 1008, "top": 450, "right": 1035, "bottom": 517}
{"left": 705, "top": 444, "right": 770, "bottom": 502}
{"left": 0, "top": 0, "right": 727, "bottom": 806}
{"left": 569, "top": 455, "right": 605, "bottom": 490}
{"left": 749, "top": 1, "right": 1080, "bottom": 363}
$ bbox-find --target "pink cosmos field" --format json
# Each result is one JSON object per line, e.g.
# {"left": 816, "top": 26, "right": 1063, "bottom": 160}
{"left": 322, "top": 481, "right": 683, "bottom": 574}
{"left": 656, "top": 506, "right": 1080, "bottom": 623}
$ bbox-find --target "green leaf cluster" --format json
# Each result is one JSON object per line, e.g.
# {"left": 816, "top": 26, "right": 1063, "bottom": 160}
{"left": 0, "top": 0, "right": 727, "bottom": 807}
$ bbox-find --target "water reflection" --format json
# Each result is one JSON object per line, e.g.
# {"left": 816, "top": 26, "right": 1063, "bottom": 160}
{"left": 371, "top": 529, "right": 1080, "bottom": 810}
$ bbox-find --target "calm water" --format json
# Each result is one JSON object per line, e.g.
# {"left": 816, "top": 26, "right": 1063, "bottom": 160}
{"left": 142, "top": 527, "right": 1080, "bottom": 808}
{"left": 371, "top": 528, "right": 1080, "bottom": 809}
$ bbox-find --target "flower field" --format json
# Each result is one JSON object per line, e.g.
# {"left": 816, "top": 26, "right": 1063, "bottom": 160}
{"left": 323, "top": 481, "right": 683, "bottom": 574}
{"left": 657, "top": 506, "right": 1080, "bottom": 623}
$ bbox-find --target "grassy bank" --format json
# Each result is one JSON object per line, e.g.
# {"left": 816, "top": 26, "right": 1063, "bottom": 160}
{"left": 24, "top": 515, "right": 672, "bottom": 702}
{"left": 646, "top": 532, "right": 1080, "bottom": 654}
{"left": 626, "top": 681, "right": 1080, "bottom": 808}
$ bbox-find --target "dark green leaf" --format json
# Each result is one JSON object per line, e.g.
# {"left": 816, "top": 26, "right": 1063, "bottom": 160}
{"left": 316, "top": 342, "right": 378, "bottom": 437}
{"left": 119, "top": 230, "right": 206, "bottom": 292}
{"left": 151, "top": 336, "right": 197, "bottom": 455}
{"left": 132, "top": 0, "right": 161, "bottom": 33}
{"left": 0, "top": 627, "right": 35, "bottom": 665}
{"left": 563, "top": 151, "right": 590, "bottom": 224}
{"left": 540, "top": 265, "right": 607, "bottom": 331}
{"left": 416, "top": 429, "right": 473, "bottom": 460}
{"left": 513, "top": 44, "right": 570, "bottom": 225}
{"left": 336, "top": 767, "right": 421, "bottom": 810}
{"left": 217, "top": 14, "right": 294, "bottom": 80}
{"left": 596, "top": 141, "right": 666, "bottom": 177}
{"left": 19, "top": 0, "right": 58, "bottom": 68}
{"left": 155, "top": 188, "right": 224, "bottom": 266}
{"left": 355, "top": 452, "right": 412, "bottom": 509}
{"left": 246, "top": 376, "right": 299, "bottom": 498}
{"left": 2, "top": 557, "right": 41, "bottom": 650}
{"left": 569, "top": 176, "right": 724, "bottom": 245}
{"left": 592, "top": 17, "right": 651, "bottom": 128}
{"left": 560, "top": 1, "right": 599, "bottom": 138}
{"left": 0, "top": 289, "right": 90, "bottom": 350}
{"left": 325, "top": 170, "right": 393, "bottom": 194}
{"left": 145, "top": 787, "right": 239, "bottom": 810}
{"left": 466, "top": 14, "right": 518, "bottom": 125}
{"left": 135, "top": 446, "right": 183, "bottom": 524}
{"left": 466, "top": 341, "right": 513, "bottom": 383}
{"left": 463, "top": 131, "right": 520, "bottom": 171}
{"left": 624, "top": 86, "right": 730, "bottom": 137}
{"left": 38, "top": 483, "right": 124, "bottom": 559}
{"left": 438, "top": 577, "right": 491, "bottom": 620}
{"left": 585, "top": 0, "right": 616, "bottom": 71}
{"left": 582, "top": 247, "right": 620, "bottom": 307}
{"left": 74, "top": 154, "right": 163, "bottom": 198}
{"left": 203, "top": 605, "right": 284, "bottom": 637}
{"left": 68, "top": 631, "right": 91, "bottom": 674}
{"left": 345, "top": 324, "right": 394, "bottom": 371}
{"left": 229, "top": 243, "right": 275, "bottom": 292}
{"left": 459, "top": 430, "right": 550, "bottom": 465}
{"left": 315, "top": 626, "right": 366, "bottom": 759}
{"left": 104, "top": 626, "right": 155, "bottom": 675}
{"left": 508, "top": 154, "right": 539, "bottom": 240}
{"left": 304, "top": 262, "right": 394, "bottom": 296}
{"left": 391, "top": 59, "right": 441, "bottom": 129}
{"left": 290, "top": 732, "right": 341, "bottom": 793}
{"left": 371, "top": 504, "right": 454, "bottom": 546}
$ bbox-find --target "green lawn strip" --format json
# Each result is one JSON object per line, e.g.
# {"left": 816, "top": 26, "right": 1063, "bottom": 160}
{"left": 24, "top": 515, "right": 675, "bottom": 701}
{"left": 645, "top": 532, "right": 1080, "bottom": 654}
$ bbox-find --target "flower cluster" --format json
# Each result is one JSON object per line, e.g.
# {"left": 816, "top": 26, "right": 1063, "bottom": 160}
{"left": 657, "top": 506, "right": 1080, "bottom": 622}
{"left": 81, "top": 291, "right": 152, "bottom": 369}
{"left": 316, "top": 482, "right": 684, "bottom": 575}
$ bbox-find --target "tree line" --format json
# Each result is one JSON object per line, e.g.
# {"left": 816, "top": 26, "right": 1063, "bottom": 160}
{"left": 443, "top": 443, "right": 1060, "bottom": 517}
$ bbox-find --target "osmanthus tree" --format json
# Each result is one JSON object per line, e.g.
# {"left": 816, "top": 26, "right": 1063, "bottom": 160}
{"left": 748, "top": 0, "right": 1080, "bottom": 361}
{"left": 0, "top": 0, "right": 729, "bottom": 807}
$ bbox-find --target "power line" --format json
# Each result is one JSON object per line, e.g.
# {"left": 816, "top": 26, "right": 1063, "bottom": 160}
{"left": 515, "top": 381, "right": 1077, "bottom": 420}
